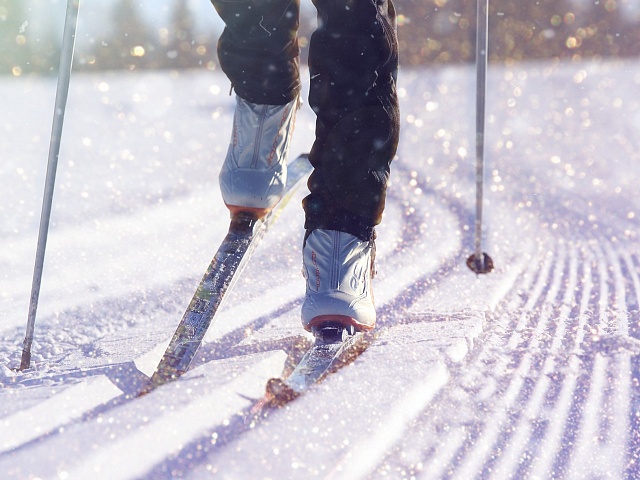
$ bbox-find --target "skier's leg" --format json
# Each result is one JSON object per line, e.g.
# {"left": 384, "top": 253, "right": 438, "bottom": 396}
{"left": 211, "top": 0, "right": 301, "bottom": 217}
{"left": 303, "top": 0, "right": 399, "bottom": 237}
{"left": 211, "top": 0, "right": 300, "bottom": 105}
{"left": 301, "top": 0, "right": 400, "bottom": 331}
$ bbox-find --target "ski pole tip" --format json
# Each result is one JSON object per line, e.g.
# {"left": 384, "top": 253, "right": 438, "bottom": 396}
{"left": 466, "top": 252, "right": 494, "bottom": 274}
{"left": 17, "top": 349, "right": 31, "bottom": 371}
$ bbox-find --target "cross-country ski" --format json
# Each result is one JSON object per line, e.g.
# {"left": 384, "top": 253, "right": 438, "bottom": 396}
{"left": 143, "top": 154, "right": 311, "bottom": 392}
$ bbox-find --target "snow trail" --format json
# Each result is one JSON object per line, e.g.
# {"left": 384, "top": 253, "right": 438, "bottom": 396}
{"left": 1, "top": 60, "right": 640, "bottom": 478}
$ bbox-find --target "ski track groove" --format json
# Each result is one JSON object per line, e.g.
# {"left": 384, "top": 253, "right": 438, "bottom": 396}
{"left": 620, "top": 248, "right": 640, "bottom": 314}
{"left": 529, "top": 245, "right": 594, "bottom": 480}
{"left": 623, "top": 250, "right": 640, "bottom": 479}
{"left": 386, "top": 239, "right": 551, "bottom": 478}
{"left": 66, "top": 352, "right": 284, "bottom": 480}
{"left": 396, "top": 242, "right": 551, "bottom": 480}
{"left": 490, "top": 242, "right": 579, "bottom": 479}
{"left": 550, "top": 243, "right": 603, "bottom": 479}
{"left": 325, "top": 365, "right": 449, "bottom": 480}
{"left": 0, "top": 352, "right": 285, "bottom": 479}
{"left": 453, "top": 240, "right": 568, "bottom": 479}
{"left": 379, "top": 231, "right": 639, "bottom": 480}
{"left": 602, "top": 240, "right": 632, "bottom": 476}
{"left": 0, "top": 377, "right": 122, "bottom": 454}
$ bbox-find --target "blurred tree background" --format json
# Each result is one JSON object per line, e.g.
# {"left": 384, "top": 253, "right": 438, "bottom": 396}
{"left": 399, "top": 0, "right": 640, "bottom": 65}
{"left": 1, "top": 0, "right": 639, "bottom": 75}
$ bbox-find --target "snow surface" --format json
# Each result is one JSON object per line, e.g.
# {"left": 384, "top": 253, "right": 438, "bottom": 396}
{"left": 1, "top": 59, "right": 640, "bottom": 479}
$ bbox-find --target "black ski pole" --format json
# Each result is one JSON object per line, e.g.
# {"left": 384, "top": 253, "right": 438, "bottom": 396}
{"left": 18, "top": 0, "right": 81, "bottom": 370}
{"left": 467, "top": 0, "right": 494, "bottom": 275}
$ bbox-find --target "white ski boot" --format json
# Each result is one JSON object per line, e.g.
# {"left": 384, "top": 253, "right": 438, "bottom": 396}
{"left": 219, "top": 95, "right": 298, "bottom": 218}
{"left": 301, "top": 229, "right": 376, "bottom": 332}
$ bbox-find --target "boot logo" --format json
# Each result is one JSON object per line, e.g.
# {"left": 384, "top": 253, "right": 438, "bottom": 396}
{"left": 350, "top": 263, "right": 364, "bottom": 291}
{"left": 312, "top": 251, "right": 321, "bottom": 290}
{"left": 267, "top": 104, "right": 292, "bottom": 167}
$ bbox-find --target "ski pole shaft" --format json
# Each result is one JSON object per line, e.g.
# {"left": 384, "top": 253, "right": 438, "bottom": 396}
{"left": 467, "top": 0, "right": 494, "bottom": 274}
{"left": 19, "top": 0, "right": 80, "bottom": 370}
{"left": 474, "top": 0, "right": 488, "bottom": 259}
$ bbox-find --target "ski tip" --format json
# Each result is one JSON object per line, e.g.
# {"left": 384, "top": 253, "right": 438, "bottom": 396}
{"left": 466, "top": 252, "right": 494, "bottom": 274}
{"left": 264, "top": 377, "right": 300, "bottom": 407}
{"left": 245, "top": 378, "right": 300, "bottom": 419}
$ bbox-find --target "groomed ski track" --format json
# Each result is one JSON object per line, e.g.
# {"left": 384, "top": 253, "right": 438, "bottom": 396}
{"left": 1, "top": 60, "right": 639, "bottom": 479}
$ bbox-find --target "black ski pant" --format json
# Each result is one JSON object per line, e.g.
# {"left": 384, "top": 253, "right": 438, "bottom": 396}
{"left": 211, "top": 0, "right": 400, "bottom": 242}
